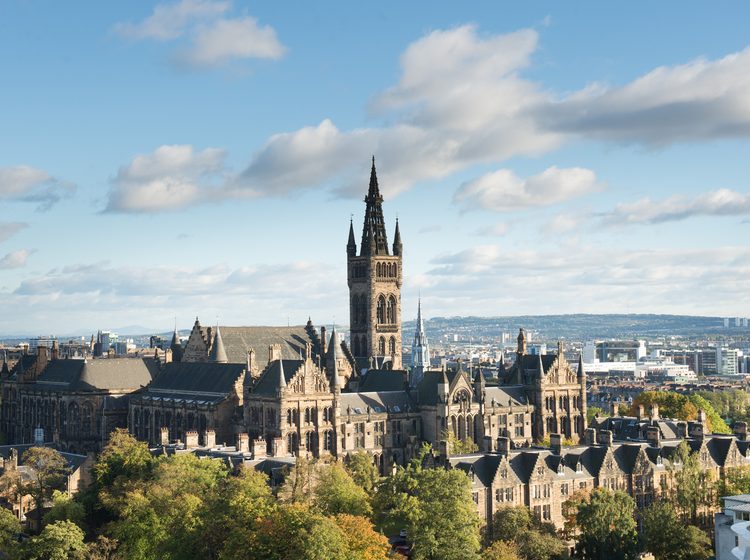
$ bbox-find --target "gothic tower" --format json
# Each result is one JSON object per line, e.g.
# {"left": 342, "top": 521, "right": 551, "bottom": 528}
{"left": 348, "top": 158, "right": 403, "bottom": 370}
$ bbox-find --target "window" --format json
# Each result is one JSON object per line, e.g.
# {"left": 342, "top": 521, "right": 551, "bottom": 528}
{"left": 377, "top": 296, "right": 386, "bottom": 324}
{"left": 542, "top": 505, "right": 551, "bottom": 521}
{"left": 515, "top": 425, "right": 524, "bottom": 437}
{"left": 323, "top": 431, "right": 333, "bottom": 451}
{"left": 561, "top": 483, "right": 569, "bottom": 496}
{"left": 472, "top": 492, "right": 479, "bottom": 504}
{"left": 379, "top": 337, "right": 386, "bottom": 356}
{"left": 533, "top": 506, "right": 542, "bottom": 520}
{"left": 374, "top": 421, "right": 385, "bottom": 446}
{"left": 354, "top": 422, "right": 365, "bottom": 448}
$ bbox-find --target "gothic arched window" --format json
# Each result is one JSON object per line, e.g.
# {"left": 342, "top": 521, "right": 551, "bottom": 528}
{"left": 352, "top": 336, "right": 360, "bottom": 357}
{"left": 377, "top": 295, "right": 386, "bottom": 324}
{"left": 389, "top": 336, "right": 396, "bottom": 356}
{"left": 351, "top": 295, "right": 360, "bottom": 325}
{"left": 376, "top": 263, "right": 382, "bottom": 277}
{"left": 387, "top": 295, "right": 397, "bottom": 324}
{"left": 379, "top": 337, "right": 386, "bottom": 356}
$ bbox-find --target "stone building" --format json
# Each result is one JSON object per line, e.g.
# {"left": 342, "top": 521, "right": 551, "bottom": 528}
{"left": 0, "top": 345, "right": 157, "bottom": 453}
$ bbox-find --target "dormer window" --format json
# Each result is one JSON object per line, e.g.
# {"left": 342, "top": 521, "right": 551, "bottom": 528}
{"left": 557, "top": 463, "right": 564, "bottom": 475}
{"left": 576, "top": 462, "right": 583, "bottom": 473}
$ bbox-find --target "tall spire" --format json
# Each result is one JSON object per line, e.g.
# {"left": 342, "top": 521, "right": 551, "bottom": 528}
{"left": 330, "top": 326, "right": 341, "bottom": 390}
{"left": 360, "top": 157, "right": 389, "bottom": 256}
{"left": 347, "top": 218, "right": 357, "bottom": 257}
{"left": 277, "top": 358, "right": 287, "bottom": 388}
{"left": 577, "top": 353, "right": 585, "bottom": 379}
{"left": 393, "top": 218, "right": 402, "bottom": 256}
{"left": 209, "top": 326, "right": 228, "bottom": 363}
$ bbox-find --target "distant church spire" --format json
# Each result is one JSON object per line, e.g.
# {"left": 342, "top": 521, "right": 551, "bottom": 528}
{"left": 393, "top": 218, "right": 402, "bottom": 256}
{"left": 410, "top": 299, "right": 430, "bottom": 388}
{"left": 360, "top": 157, "right": 389, "bottom": 256}
{"left": 347, "top": 218, "right": 357, "bottom": 257}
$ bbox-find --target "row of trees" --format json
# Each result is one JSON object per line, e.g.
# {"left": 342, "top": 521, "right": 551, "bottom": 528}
{"left": 0, "top": 430, "right": 736, "bottom": 560}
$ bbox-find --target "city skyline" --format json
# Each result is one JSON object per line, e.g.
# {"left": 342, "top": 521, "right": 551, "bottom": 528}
{"left": 2, "top": 1, "right": 750, "bottom": 335}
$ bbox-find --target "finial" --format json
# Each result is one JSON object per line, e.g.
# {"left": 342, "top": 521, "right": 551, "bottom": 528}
{"left": 372, "top": 155, "right": 375, "bottom": 166}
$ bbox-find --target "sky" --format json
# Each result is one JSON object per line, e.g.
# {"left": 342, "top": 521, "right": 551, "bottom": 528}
{"left": 1, "top": 1, "right": 750, "bottom": 336}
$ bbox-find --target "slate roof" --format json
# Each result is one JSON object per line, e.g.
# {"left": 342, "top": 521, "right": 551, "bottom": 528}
{"left": 202, "top": 326, "right": 319, "bottom": 367}
{"left": 485, "top": 386, "right": 528, "bottom": 407}
{"left": 358, "top": 370, "right": 406, "bottom": 392}
{"left": 146, "top": 362, "right": 247, "bottom": 399}
{"left": 0, "top": 444, "right": 88, "bottom": 471}
{"left": 252, "top": 360, "right": 303, "bottom": 396}
{"left": 340, "top": 391, "right": 417, "bottom": 414}
{"left": 32, "top": 358, "right": 157, "bottom": 392}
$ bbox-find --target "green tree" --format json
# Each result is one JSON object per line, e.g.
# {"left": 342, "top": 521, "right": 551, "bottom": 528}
{"left": 641, "top": 501, "right": 711, "bottom": 560}
{"left": 670, "top": 441, "right": 715, "bottom": 524}
{"left": 717, "top": 465, "right": 750, "bottom": 498}
{"left": 573, "top": 488, "right": 638, "bottom": 560}
{"left": 20, "top": 447, "right": 71, "bottom": 531}
{"left": 0, "top": 506, "right": 22, "bottom": 557}
{"left": 277, "top": 455, "right": 318, "bottom": 504}
{"left": 314, "top": 463, "right": 372, "bottom": 517}
{"left": 443, "top": 430, "right": 479, "bottom": 455}
{"left": 85, "top": 536, "right": 120, "bottom": 560}
{"left": 483, "top": 540, "right": 521, "bottom": 560}
{"left": 687, "top": 394, "right": 730, "bottom": 434}
{"left": 23, "top": 520, "right": 87, "bottom": 560}
{"left": 586, "top": 407, "right": 604, "bottom": 424}
{"left": 345, "top": 452, "right": 380, "bottom": 493}
{"left": 93, "top": 430, "right": 154, "bottom": 490}
{"left": 374, "top": 461, "right": 481, "bottom": 560}
{"left": 43, "top": 490, "right": 87, "bottom": 531}
{"left": 490, "top": 506, "right": 565, "bottom": 560}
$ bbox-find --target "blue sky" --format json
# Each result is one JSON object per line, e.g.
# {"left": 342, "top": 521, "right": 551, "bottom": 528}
{"left": 1, "top": 1, "right": 750, "bottom": 335}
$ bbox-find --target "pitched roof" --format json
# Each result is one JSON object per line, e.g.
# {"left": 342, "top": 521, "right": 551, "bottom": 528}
{"left": 340, "top": 390, "right": 417, "bottom": 414}
{"left": 33, "top": 358, "right": 157, "bottom": 392}
{"left": 198, "top": 325, "right": 319, "bottom": 367}
{"left": 252, "top": 360, "right": 303, "bottom": 396}
{"left": 147, "top": 361, "right": 247, "bottom": 397}
{"left": 359, "top": 370, "right": 406, "bottom": 392}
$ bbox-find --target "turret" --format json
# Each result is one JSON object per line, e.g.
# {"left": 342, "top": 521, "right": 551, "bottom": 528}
{"left": 474, "top": 367, "right": 485, "bottom": 403}
{"left": 277, "top": 358, "right": 287, "bottom": 397}
{"left": 347, "top": 220, "right": 357, "bottom": 257}
{"left": 393, "top": 219, "right": 402, "bottom": 256}
{"left": 209, "top": 326, "right": 228, "bottom": 363}
{"left": 170, "top": 328, "right": 183, "bottom": 363}
{"left": 330, "top": 327, "right": 341, "bottom": 394}
{"left": 517, "top": 328, "right": 527, "bottom": 355}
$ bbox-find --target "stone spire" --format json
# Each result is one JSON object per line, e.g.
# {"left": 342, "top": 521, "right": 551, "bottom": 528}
{"left": 209, "top": 326, "right": 228, "bottom": 363}
{"left": 277, "top": 358, "right": 287, "bottom": 389}
{"left": 347, "top": 218, "right": 357, "bottom": 257}
{"left": 577, "top": 353, "right": 585, "bottom": 379}
{"left": 537, "top": 352, "right": 545, "bottom": 377}
{"left": 393, "top": 218, "right": 402, "bottom": 256}
{"left": 360, "top": 157, "right": 389, "bottom": 256}
{"left": 517, "top": 328, "right": 527, "bottom": 355}
{"left": 330, "top": 327, "right": 341, "bottom": 391}
{"left": 170, "top": 327, "right": 183, "bottom": 363}
{"left": 411, "top": 299, "right": 430, "bottom": 367}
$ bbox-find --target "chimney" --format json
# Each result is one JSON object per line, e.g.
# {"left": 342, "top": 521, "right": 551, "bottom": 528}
{"left": 550, "top": 433, "right": 562, "bottom": 455}
{"left": 236, "top": 432, "right": 250, "bottom": 453}
{"left": 637, "top": 405, "right": 645, "bottom": 420}
{"left": 51, "top": 340, "right": 59, "bottom": 360}
{"left": 689, "top": 421, "right": 705, "bottom": 439}
{"left": 646, "top": 426, "right": 661, "bottom": 447}
{"left": 597, "top": 429, "right": 613, "bottom": 447}
{"left": 676, "top": 421, "right": 688, "bottom": 439}
{"left": 497, "top": 436, "right": 510, "bottom": 455}
{"left": 610, "top": 401, "right": 620, "bottom": 417}
{"left": 251, "top": 437, "right": 267, "bottom": 459}
{"left": 269, "top": 344, "right": 282, "bottom": 362}
{"left": 650, "top": 403, "right": 660, "bottom": 421}
{"left": 185, "top": 431, "right": 199, "bottom": 449}
{"left": 7, "top": 449, "right": 18, "bottom": 470}
{"left": 204, "top": 429, "right": 216, "bottom": 448}
{"left": 160, "top": 426, "right": 169, "bottom": 445}
{"left": 734, "top": 422, "right": 748, "bottom": 441}
{"left": 247, "top": 349, "right": 258, "bottom": 377}
{"left": 585, "top": 427, "right": 597, "bottom": 446}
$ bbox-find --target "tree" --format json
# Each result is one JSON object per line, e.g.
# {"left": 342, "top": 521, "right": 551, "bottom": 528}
{"left": 717, "top": 465, "right": 750, "bottom": 498}
{"left": 628, "top": 391, "right": 729, "bottom": 434}
{"left": 93, "top": 430, "right": 153, "bottom": 490}
{"left": 238, "top": 503, "right": 349, "bottom": 560}
{"left": 85, "top": 536, "right": 121, "bottom": 560}
{"left": 641, "top": 501, "right": 711, "bottom": 560}
{"left": 443, "top": 430, "right": 479, "bottom": 455}
{"left": 374, "top": 462, "right": 481, "bottom": 560}
{"left": 0, "top": 506, "right": 22, "bottom": 557}
{"left": 573, "top": 489, "right": 638, "bottom": 560}
{"left": 334, "top": 514, "right": 391, "bottom": 560}
{"left": 483, "top": 541, "right": 521, "bottom": 560}
{"left": 314, "top": 463, "right": 372, "bottom": 517}
{"left": 20, "top": 447, "right": 70, "bottom": 531}
{"left": 43, "top": 490, "right": 87, "bottom": 531}
{"left": 277, "top": 455, "right": 318, "bottom": 504}
{"left": 345, "top": 452, "right": 380, "bottom": 493}
{"left": 23, "top": 520, "right": 87, "bottom": 560}
{"left": 670, "top": 441, "right": 715, "bottom": 524}
{"left": 586, "top": 407, "right": 604, "bottom": 425}
{"left": 490, "top": 506, "right": 565, "bottom": 560}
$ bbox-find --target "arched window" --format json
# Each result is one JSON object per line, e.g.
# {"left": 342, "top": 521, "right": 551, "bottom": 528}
{"left": 360, "top": 336, "right": 367, "bottom": 356}
{"left": 351, "top": 295, "right": 360, "bottom": 325}
{"left": 352, "top": 336, "right": 360, "bottom": 357}
{"left": 81, "top": 402, "right": 94, "bottom": 436}
{"left": 379, "top": 337, "right": 386, "bottom": 356}
{"left": 358, "top": 297, "right": 367, "bottom": 325}
{"left": 323, "top": 430, "right": 333, "bottom": 451}
{"left": 376, "top": 263, "right": 382, "bottom": 277}
{"left": 387, "top": 295, "right": 397, "bottom": 324}
{"left": 389, "top": 337, "right": 396, "bottom": 356}
{"left": 67, "top": 403, "right": 80, "bottom": 438}
{"left": 377, "top": 295, "right": 386, "bottom": 324}
{"left": 287, "top": 409, "right": 294, "bottom": 425}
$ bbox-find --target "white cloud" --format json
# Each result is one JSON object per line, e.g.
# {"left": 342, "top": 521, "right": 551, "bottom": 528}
{"left": 0, "top": 249, "right": 32, "bottom": 270}
{"left": 0, "top": 166, "right": 74, "bottom": 210}
{"left": 114, "top": 0, "right": 285, "bottom": 68}
{"left": 542, "top": 47, "right": 750, "bottom": 144}
{"left": 455, "top": 166, "right": 600, "bottom": 212}
{"left": 419, "top": 245, "right": 750, "bottom": 316}
{"left": 543, "top": 214, "right": 579, "bottom": 235}
{"left": 0, "top": 222, "right": 28, "bottom": 244}
{"left": 603, "top": 188, "right": 750, "bottom": 225}
{"left": 113, "top": 0, "right": 229, "bottom": 40}
{"left": 476, "top": 222, "right": 509, "bottom": 237}
{"left": 184, "top": 16, "right": 285, "bottom": 66}
{"left": 105, "top": 145, "right": 227, "bottom": 213}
